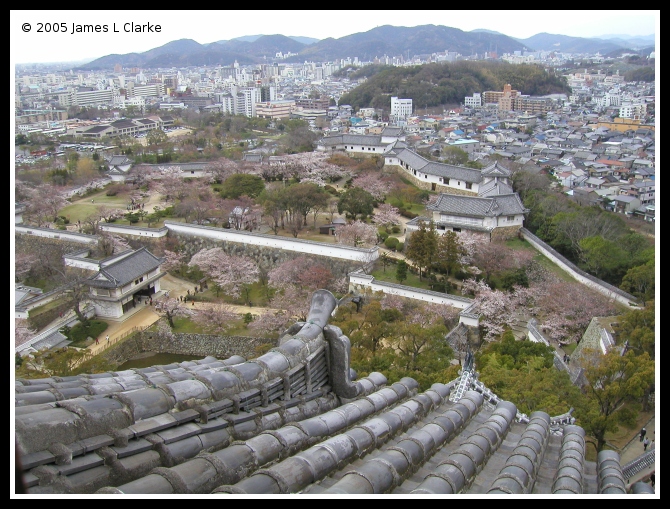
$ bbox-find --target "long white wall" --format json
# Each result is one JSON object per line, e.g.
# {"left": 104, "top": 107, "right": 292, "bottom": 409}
{"left": 15, "top": 224, "right": 98, "bottom": 245}
{"left": 520, "top": 228, "right": 639, "bottom": 308}
{"left": 348, "top": 271, "right": 474, "bottom": 310}
{"left": 98, "top": 224, "right": 168, "bottom": 238}
{"left": 164, "top": 220, "right": 379, "bottom": 263}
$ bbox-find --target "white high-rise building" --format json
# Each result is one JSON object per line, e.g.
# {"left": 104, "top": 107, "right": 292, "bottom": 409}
{"left": 391, "top": 96, "right": 412, "bottom": 122}
{"left": 464, "top": 93, "right": 482, "bottom": 109}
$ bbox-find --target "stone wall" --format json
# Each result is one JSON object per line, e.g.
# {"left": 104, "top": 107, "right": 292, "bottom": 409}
{"left": 168, "top": 231, "right": 365, "bottom": 281}
{"left": 101, "top": 330, "right": 278, "bottom": 366}
{"left": 491, "top": 225, "right": 523, "bottom": 241}
{"left": 519, "top": 228, "right": 639, "bottom": 308}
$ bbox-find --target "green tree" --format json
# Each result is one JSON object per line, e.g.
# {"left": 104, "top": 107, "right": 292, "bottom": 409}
{"left": 441, "top": 146, "right": 469, "bottom": 165}
{"left": 620, "top": 260, "right": 655, "bottom": 306}
{"left": 614, "top": 302, "right": 655, "bottom": 361}
{"left": 337, "top": 187, "right": 375, "bottom": 220}
{"left": 386, "top": 321, "right": 453, "bottom": 390}
{"left": 405, "top": 220, "right": 438, "bottom": 280}
{"left": 220, "top": 173, "right": 265, "bottom": 199}
{"left": 145, "top": 128, "right": 168, "bottom": 147}
{"left": 379, "top": 251, "right": 393, "bottom": 273}
{"left": 578, "top": 236, "right": 627, "bottom": 283}
{"left": 575, "top": 349, "right": 655, "bottom": 453}
{"left": 432, "top": 230, "right": 465, "bottom": 277}
{"left": 395, "top": 259, "right": 408, "bottom": 284}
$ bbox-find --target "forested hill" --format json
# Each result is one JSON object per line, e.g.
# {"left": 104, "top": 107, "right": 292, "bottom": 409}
{"left": 337, "top": 61, "right": 571, "bottom": 111}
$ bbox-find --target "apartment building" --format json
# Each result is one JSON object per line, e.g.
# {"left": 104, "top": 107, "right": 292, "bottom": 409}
{"left": 390, "top": 96, "right": 412, "bottom": 122}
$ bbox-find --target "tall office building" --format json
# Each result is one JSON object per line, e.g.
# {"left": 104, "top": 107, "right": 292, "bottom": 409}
{"left": 391, "top": 96, "right": 412, "bottom": 122}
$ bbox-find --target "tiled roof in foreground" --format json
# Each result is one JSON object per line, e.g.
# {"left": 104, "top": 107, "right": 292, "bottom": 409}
{"left": 14, "top": 290, "right": 654, "bottom": 496}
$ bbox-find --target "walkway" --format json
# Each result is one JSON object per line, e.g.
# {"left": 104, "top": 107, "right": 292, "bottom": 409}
{"left": 619, "top": 415, "right": 656, "bottom": 487}
{"left": 83, "top": 273, "right": 281, "bottom": 357}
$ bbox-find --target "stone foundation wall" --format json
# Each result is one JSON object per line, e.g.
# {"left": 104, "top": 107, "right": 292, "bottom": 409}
{"left": 490, "top": 225, "right": 522, "bottom": 241}
{"left": 168, "top": 232, "right": 362, "bottom": 280}
{"left": 101, "top": 331, "right": 278, "bottom": 366}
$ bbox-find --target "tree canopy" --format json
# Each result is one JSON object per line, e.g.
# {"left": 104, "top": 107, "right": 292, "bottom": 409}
{"left": 338, "top": 61, "right": 570, "bottom": 111}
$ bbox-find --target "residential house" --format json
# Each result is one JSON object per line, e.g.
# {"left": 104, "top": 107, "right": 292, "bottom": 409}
{"left": 611, "top": 194, "right": 641, "bottom": 215}
{"left": 621, "top": 180, "right": 655, "bottom": 206}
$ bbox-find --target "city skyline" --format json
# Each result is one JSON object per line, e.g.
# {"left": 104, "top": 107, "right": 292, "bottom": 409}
{"left": 11, "top": 10, "right": 659, "bottom": 65}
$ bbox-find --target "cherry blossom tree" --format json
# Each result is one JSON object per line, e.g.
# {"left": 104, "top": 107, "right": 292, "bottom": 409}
{"left": 24, "top": 184, "right": 69, "bottom": 227}
{"left": 352, "top": 172, "right": 393, "bottom": 202}
{"left": 97, "top": 232, "right": 130, "bottom": 257}
{"left": 534, "top": 279, "right": 619, "bottom": 344}
{"left": 15, "top": 252, "right": 38, "bottom": 281}
{"left": 372, "top": 203, "right": 401, "bottom": 232}
{"left": 268, "top": 256, "right": 334, "bottom": 292}
{"left": 98, "top": 205, "right": 124, "bottom": 224}
{"left": 156, "top": 167, "right": 189, "bottom": 203}
{"left": 161, "top": 249, "right": 187, "bottom": 273}
{"left": 207, "top": 157, "right": 240, "bottom": 183}
{"left": 155, "top": 297, "right": 194, "bottom": 328}
{"left": 279, "top": 152, "right": 352, "bottom": 185}
{"left": 192, "top": 304, "right": 241, "bottom": 334}
{"left": 15, "top": 319, "right": 37, "bottom": 349}
{"left": 188, "top": 248, "right": 260, "bottom": 302}
{"left": 335, "top": 220, "right": 378, "bottom": 248}
{"left": 247, "top": 309, "right": 294, "bottom": 336}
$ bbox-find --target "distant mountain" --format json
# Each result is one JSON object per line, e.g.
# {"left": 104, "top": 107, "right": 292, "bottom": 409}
{"left": 79, "top": 35, "right": 310, "bottom": 70}
{"left": 288, "top": 36, "right": 320, "bottom": 45}
{"left": 516, "top": 33, "right": 642, "bottom": 54}
{"left": 596, "top": 34, "right": 655, "bottom": 42}
{"left": 76, "top": 25, "right": 655, "bottom": 71}
{"left": 293, "top": 24, "right": 527, "bottom": 62}
{"left": 595, "top": 37, "right": 656, "bottom": 50}
{"left": 213, "top": 35, "right": 319, "bottom": 45}
{"left": 470, "top": 29, "right": 506, "bottom": 36}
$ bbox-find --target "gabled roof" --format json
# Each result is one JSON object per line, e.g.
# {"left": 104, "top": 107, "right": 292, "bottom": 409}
{"left": 318, "top": 134, "right": 387, "bottom": 147}
{"left": 478, "top": 180, "right": 514, "bottom": 196}
{"left": 428, "top": 193, "right": 528, "bottom": 218}
{"left": 480, "top": 161, "right": 511, "bottom": 178}
{"left": 107, "top": 155, "right": 132, "bottom": 166}
{"left": 87, "top": 248, "right": 163, "bottom": 289}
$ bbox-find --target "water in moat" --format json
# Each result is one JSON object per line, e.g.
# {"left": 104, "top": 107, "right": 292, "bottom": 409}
{"left": 117, "top": 352, "right": 205, "bottom": 370}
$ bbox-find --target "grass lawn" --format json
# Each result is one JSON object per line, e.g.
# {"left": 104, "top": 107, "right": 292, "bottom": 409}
{"left": 504, "top": 237, "right": 576, "bottom": 283}
{"left": 201, "top": 282, "right": 273, "bottom": 308}
{"left": 370, "top": 265, "right": 438, "bottom": 292}
{"left": 167, "top": 315, "right": 274, "bottom": 339}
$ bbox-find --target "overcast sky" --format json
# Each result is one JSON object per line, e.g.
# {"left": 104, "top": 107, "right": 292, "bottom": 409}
{"left": 11, "top": 10, "right": 659, "bottom": 64}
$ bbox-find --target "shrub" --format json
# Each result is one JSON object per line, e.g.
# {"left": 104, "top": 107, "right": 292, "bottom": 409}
{"left": 67, "top": 320, "right": 108, "bottom": 347}
{"left": 391, "top": 225, "right": 401, "bottom": 234}
{"left": 384, "top": 237, "right": 399, "bottom": 250}
{"left": 396, "top": 242, "right": 404, "bottom": 252}
{"left": 378, "top": 231, "right": 389, "bottom": 242}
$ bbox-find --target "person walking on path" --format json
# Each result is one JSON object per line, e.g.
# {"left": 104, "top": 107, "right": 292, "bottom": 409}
{"left": 106, "top": 334, "right": 110, "bottom": 345}
{"left": 639, "top": 427, "right": 647, "bottom": 442}
{"left": 650, "top": 473, "right": 655, "bottom": 488}
{"left": 643, "top": 437, "right": 650, "bottom": 451}
{"left": 95, "top": 337, "right": 99, "bottom": 345}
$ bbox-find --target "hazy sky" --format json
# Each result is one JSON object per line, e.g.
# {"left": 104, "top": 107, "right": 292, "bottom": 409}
{"left": 11, "top": 10, "right": 659, "bottom": 64}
